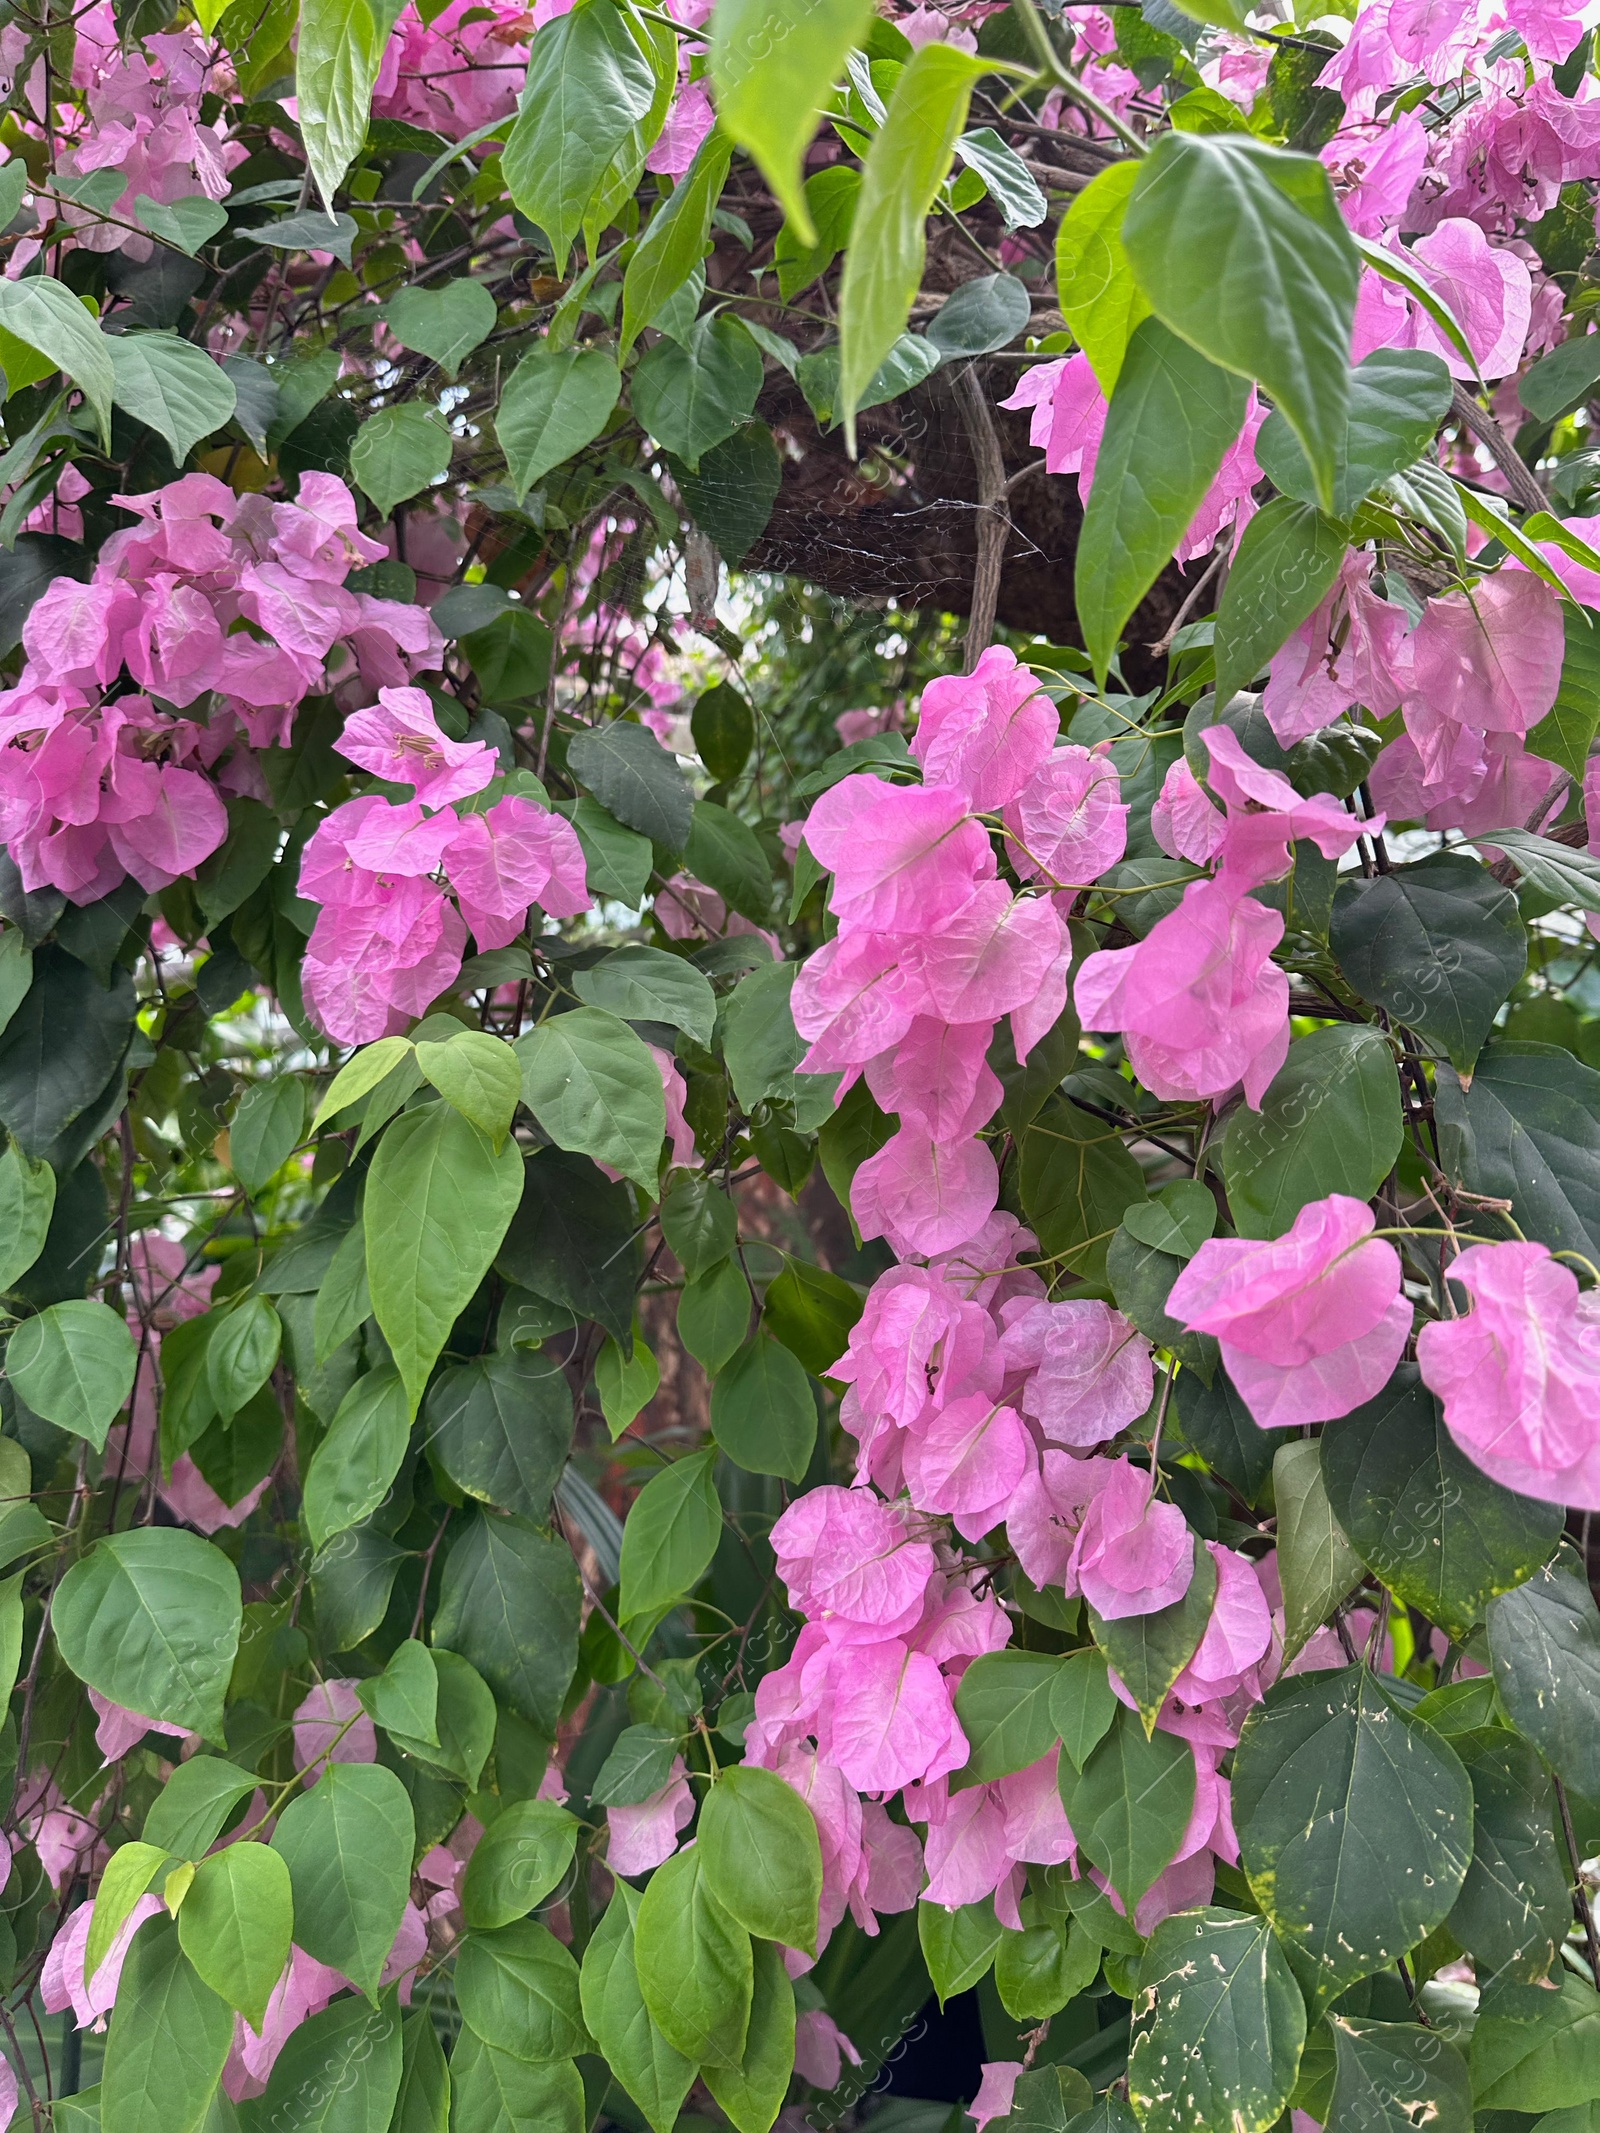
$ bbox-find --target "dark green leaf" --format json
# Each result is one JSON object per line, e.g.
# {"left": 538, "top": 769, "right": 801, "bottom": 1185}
{"left": 1020, "top": 1094, "right": 1146, "bottom": 1280}
{"left": 1487, "top": 1559, "right": 1600, "bottom": 1798}
{"left": 1470, "top": 1971, "right": 1600, "bottom": 2114}
{"left": 270, "top": 1763, "right": 415, "bottom": 1996}
{"left": 691, "top": 683, "right": 755, "bottom": 783}
{"left": 567, "top": 719, "right": 694, "bottom": 850}
{"left": 494, "top": 1150, "right": 639, "bottom": 1348}
{"left": 1256, "top": 347, "right": 1453, "bottom": 517}
{"left": 762, "top": 1256, "right": 861, "bottom": 1375}
{"left": 1056, "top": 1703, "right": 1195, "bottom": 1910}
{"left": 926, "top": 271, "right": 1032, "bottom": 357}
{"left": 711, "top": 1333, "right": 816, "bottom": 1481}
{"left": 575, "top": 945, "right": 716, "bottom": 1047}
{"left": 1327, "top": 2016, "right": 1471, "bottom": 2133}
{"left": 1089, "top": 1533, "right": 1218, "bottom": 1733}
{"left": 0, "top": 946, "right": 134, "bottom": 1158}
{"left": 1049, "top": 1647, "right": 1119, "bottom": 1772}
{"left": 1434, "top": 1040, "right": 1600, "bottom": 1263}
{"left": 1446, "top": 1731, "right": 1569, "bottom": 1983}
{"left": 102, "top": 1917, "right": 235, "bottom": 2133}
{"left": 1220, "top": 1024, "right": 1402, "bottom": 1240}
{"left": 1177, "top": 1366, "right": 1275, "bottom": 1501}
{"left": 385, "top": 278, "right": 497, "bottom": 380}
{"left": 1273, "top": 1437, "right": 1364, "bottom": 1664}
{"left": 239, "top": 1991, "right": 402, "bottom": 2133}
{"left": 1128, "top": 1908, "right": 1306, "bottom": 2133}
{"left": 953, "top": 1650, "right": 1068, "bottom": 1787}
{"left": 684, "top": 799, "right": 772, "bottom": 922}
{"left": 447, "top": 2036, "right": 583, "bottom": 2133}
{"left": 424, "top": 1349, "right": 572, "bottom": 1519}
{"left": 1213, "top": 498, "right": 1348, "bottom": 708}
{"left": 433, "top": 1511, "right": 582, "bottom": 1735}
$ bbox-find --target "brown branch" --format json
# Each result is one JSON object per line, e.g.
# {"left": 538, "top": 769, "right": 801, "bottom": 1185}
{"left": 955, "top": 364, "right": 1009, "bottom": 669}
{"left": 1451, "top": 382, "right": 1547, "bottom": 516}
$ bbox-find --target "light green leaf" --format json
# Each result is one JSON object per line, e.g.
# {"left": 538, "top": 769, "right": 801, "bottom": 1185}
{"left": 711, "top": 1332, "right": 815, "bottom": 1481}
{"left": 448, "top": 2035, "right": 583, "bottom": 2133}
{"left": 239, "top": 1990, "right": 402, "bottom": 2133}
{"left": 206, "top": 1294, "right": 281, "bottom": 1422}
{"left": 701, "top": 1936, "right": 796, "bottom": 2133}
{"left": 297, "top": 0, "right": 392, "bottom": 210}
{"left": 108, "top": 334, "right": 237, "bottom": 462}
{"left": 1529, "top": 603, "right": 1600, "bottom": 780}
{"left": 0, "top": 276, "right": 115, "bottom": 446}
{"left": 700, "top": 1764, "right": 823, "bottom": 1955}
{"left": 1049, "top": 1646, "right": 1118, "bottom": 1773}
{"left": 0, "top": 1142, "right": 52, "bottom": 1292}
{"left": 635, "top": 1844, "right": 753, "bottom": 2069}
{"left": 1129, "top": 1909, "right": 1306, "bottom": 2133}
{"left": 350, "top": 404, "right": 452, "bottom": 517}
{"left": 270, "top": 1762, "right": 415, "bottom": 1997}
{"left": 313, "top": 1036, "right": 415, "bottom": 1127}
{"left": 461, "top": 1799, "right": 579, "bottom": 1932}
{"left": 7, "top": 1296, "right": 135, "bottom": 1450}
{"left": 501, "top": 0, "right": 657, "bottom": 271}
{"left": 622, "top": 130, "right": 733, "bottom": 354}
{"left": 1123, "top": 132, "right": 1359, "bottom": 511}
{"left": 709, "top": 0, "right": 875, "bottom": 238}
{"left": 837, "top": 43, "right": 986, "bottom": 448}
{"left": 357, "top": 1636, "right": 439, "bottom": 1746}
{"left": 1055, "top": 159, "right": 1150, "bottom": 395}
{"left": 101, "top": 1917, "right": 235, "bottom": 2133}
{"left": 303, "top": 1366, "right": 411, "bottom": 1549}
{"left": 455, "top": 1920, "right": 589, "bottom": 2062}
{"left": 364, "top": 1103, "right": 524, "bottom": 1413}
{"left": 144, "top": 1758, "right": 260, "bottom": 1861}
{"left": 414, "top": 1029, "right": 520, "bottom": 1145}
{"left": 919, "top": 1899, "right": 1003, "bottom": 2006}
{"left": 956, "top": 127, "right": 1046, "bottom": 231}
{"left": 135, "top": 193, "right": 229, "bottom": 255}
{"left": 677, "top": 1258, "right": 750, "bottom": 1376}
{"left": 1075, "top": 316, "right": 1250, "bottom": 683}
{"left": 177, "top": 1843, "right": 294, "bottom": 2030}
{"left": 579, "top": 1885, "right": 696, "bottom": 2133}
{"left": 617, "top": 1446, "right": 720, "bottom": 1624}
{"left": 515, "top": 1007, "right": 666, "bottom": 1192}
{"left": 1471, "top": 1971, "right": 1600, "bottom": 2114}
{"left": 87, "top": 1843, "right": 172, "bottom": 1991}
{"left": 496, "top": 346, "right": 621, "bottom": 505}
{"left": 595, "top": 1332, "right": 660, "bottom": 1439}
{"left": 55, "top": 1528, "right": 241, "bottom": 1739}
{"left": 385, "top": 278, "right": 496, "bottom": 380}
{"left": 953, "top": 1649, "right": 1068, "bottom": 1787}
{"left": 230, "top": 1077, "right": 306, "bottom": 1195}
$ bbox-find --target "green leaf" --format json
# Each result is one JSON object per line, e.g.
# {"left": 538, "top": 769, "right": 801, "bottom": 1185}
{"left": 447, "top": 2036, "right": 583, "bottom": 2133}
{"left": 1007, "top": 2065, "right": 1095, "bottom": 2131}
{"left": 0, "top": 1139, "right": 50, "bottom": 1295}
{"left": 579, "top": 1885, "right": 696, "bottom": 2133}
{"left": 144, "top": 1759, "right": 259, "bottom": 1861}
{"left": 1055, "top": 159, "right": 1151, "bottom": 395}
{"left": 953, "top": 1650, "right": 1068, "bottom": 1787}
{"left": 1129, "top": 1909, "right": 1306, "bottom": 2133}
{"left": 632, "top": 314, "right": 764, "bottom": 469}
{"left": 678, "top": 1258, "right": 751, "bottom": 1375}
{"left": 1121, "top": 1178, "right": 1216, "bottom": 1259}
{"left": 0, "top": 945, "right": 135, "bottom": 1158}
{"left": 311, "top": 1527, "right": 407, "bottom": 1654}
{"left": 496, "top": 346, "right": 622, "bottom": 505}
{"left": 660, "top": 1174, "right": 737, "bottom": 1279}
{"left": 994, "top": 1922, "right": 1098, "bottom": 2024}
{"left": 6, "top": 1296, "right": 135, "bottom": 1450}
{"left": 350, "top": 404, "right": 451, "bottom": 517}
{"left": 313, "top": 1035, "right": 415, "bottom": 1128}
{"left": 434, "top": 1510, "right": 581, "bottom": 1733}
{"left": 231, "top": 1077, "right": 306, "bottom": 1195}
{"left": 385, "top": 278, "right": 496, "bottom": 380}
{"left": 414, "top": 1029, "right": 520, "bottom": 1145}
{"left": 684, "top": 799, "right": 772, "bottom": 923}
{"left": 239, "top": 1990, "right": 402, "bottom": 2133}
{"left": 398, "top": 1648, "right": 495, "bottom": 1786}
{"left": 1528, "top": 603, "right": 1600, "bottom": 779}
{"left": 1446, "top": 1731, "right": 1569, "bottom": 1983}
{"left": 1522, "top": 333, "right": 1600, "bottom": 422}
{"left": 1213, "top": 498, "right": 1348, "bottom": 708}
{"left": 762, "top": 1256, "right": 861, "bottom": 1375}
{"left": 1019, "top": 1094, "right": 1147, "bottom": 1280}
{"left": 1220, "top": 1024, "right": 1402, "bottom": 1241}
{"left": 270, "top": 1762, "right": 415, "bottom": 1997}
{"left": 102, "top": 1917, "right": 235, "bottom": 2133}
{"left": 618, "top": 1446, "right": 720, "bottom": 1624}
{"left": 177, "top": 1843, "right": 294, "bottom": 2029}
{"left": 358, "top": 1636, "right": 439, "bottom": 1746}
{"left": 134, "top": 192, "right": 229, "bottom": 255}
{"left": 1321, "top": 1366, "right": 1561, "bottom": 1640}
{"left": 700, "top": 1763, "right": 824, "bottom": 1955}
{"left": 1123, "top": 132, "right": 1359, "bottom": 511}
{"left": 0, "top": 276, "right": 115, "bottom": 446}
{"left": 1327, "top": 2016, "right": 1471, "bottom": 2133}
{"left": 1273, "top": 1437, "right": 1364, "bottom": 1665}
{"left": 595, "top": 1332, "right": 659, "bottom": 1438}
{"left": 593, "top": 1724, "right": 680, "bottom": 1808}
{"left": 461, "top": 1799, "right": 579, "bottom": 1931}
{"left": 207, "top": 1294, "right": 281, "bottom": 1422}
{"left": 924, "top": 271, "right": 1031, "bottom": 359}
{"left": 622, "top": 130, "right": 733, "bottom": 354}
{"left": 919, "top": 1897, "right": 1004, "bottom": 2005}
{"left": 711, "top": 1332, "right": 816, "bottom": 1481}
{"left": 88, "top": 1843, "right": 171, "bottom": 1991}
{"left": 1088, "top": 1533, "right": 1218, "bottom": 1734}
{"left": 1256, "top": 346, "right": 1453, "bottom": 519}
{"left": 392, "top": 2011, "right": 450, "bottom": 2133}
{"left": 691, "top": 683, "right": 755, "bottom": 783}
{"left": 364, "top": 1103, "right": 525, "bottom": 1412}
{"left": 503, "top": 0, "right": 657, "bottom": 270}
{"left": 1057, "top": 1703, "right": 1195, "bottom": 1910}
{"left": 1233, "top": 1666, "right": 1473, "bottom": 2011}
{"left": 1487, "top": 1559, "right": 1600, "bottom": 1798}
{"left": 1434, "top": 1040, "right": 1600, "bottom": 1263}
{"left": 837, "top": 43, "right": 985, "bottom": 448}
{"left": 1049, "top": 1647, "right": 1118, "bottom": 1773}
{"left": 108, "top": 334, "right": 236, "bottom": 463}
{"left": 1480, "top": 827, "right": 1600, "bottom": 914}
{"left": 574, "top": 944, "right": 716, "bottom": 1046}
{"left": 296, "top": 0, "right": 392, "bottom": 210}
{"left": 515, "top": 1007, "right": 666, "bottom": 1193}
{"left": 718, "top": 960, "right": 811, "bottom": 1113}
{"left": 702, "top": 1936, "right": 797, "bottom": 2133}
{"left": 302, "top": 1364, "right": 411, "bottom": 1550}
{"left": 456, "top": 1919, "right": 588, "bottom": 2062}
{"left": 1330, "top": 853, "right": 1526, "bottom": 1072}
{"left": 424, "top": 1348, "right": 572, "bottom": 1519}
{"left": 55, "top": 1528, "right": 241, "bottom": 1739}
{"left": 1470, "top": 1971, "right": 1600, "bottom": 2114}
{"left": 567, "top": 719, "right": 693, "bottom": 849}
{"left": 634, "top": 1844, "right": 753, "bottom": 2069}
{"left": 709, "top": 0, "right": 874, "bottom": 238}
{"left": 1075, "top": 317, "right": 1251, "bottom": 683}
{"left": 956, "top": 127, "right": 1046, "bottom": 231}
{"left": 494, "top": 1149, "right": 638, "bottom": 1347}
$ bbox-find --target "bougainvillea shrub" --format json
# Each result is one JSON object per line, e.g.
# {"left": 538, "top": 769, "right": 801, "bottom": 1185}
{"left": 3, "top": 0, "right": 1600, "bottom": 2126}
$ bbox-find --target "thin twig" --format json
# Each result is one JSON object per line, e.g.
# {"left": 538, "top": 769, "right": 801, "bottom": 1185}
{"left": 1556, "top": 1776, "right": 1600, "bottom": 1989}
{"left": 955, "top": 364, "right": 1009, "bottom": 667}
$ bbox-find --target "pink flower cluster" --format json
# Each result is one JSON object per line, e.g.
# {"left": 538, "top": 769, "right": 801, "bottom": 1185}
{"left": 0, "top": 473, "right": 442, "bottom": 906}
{"left": 792, "top": 646, "right": 1116, "bottom": 1257}
{"left": 297, "top": 687, "right": 590, "bottom": 1041}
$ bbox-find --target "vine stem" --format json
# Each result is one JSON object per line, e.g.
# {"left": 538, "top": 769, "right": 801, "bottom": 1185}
{"left": 1009, "top": 0, "right": 1148, "bottom": 156}
{"left": 1556, "top": 1776, "right": 1600, "bottom": 1989}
